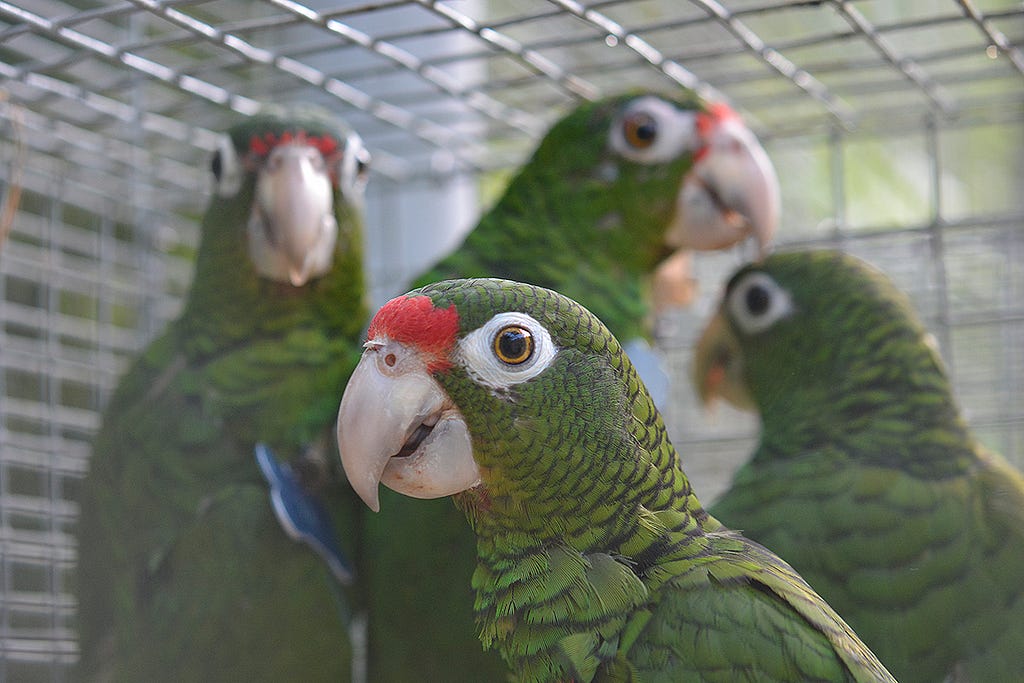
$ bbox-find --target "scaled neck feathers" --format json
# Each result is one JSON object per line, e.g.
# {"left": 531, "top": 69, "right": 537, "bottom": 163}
{"left": 757, "top": 312, "right": 977, "bottom": 478}
{"left": 452, "top": 344, "right": 712, "bottom": 680}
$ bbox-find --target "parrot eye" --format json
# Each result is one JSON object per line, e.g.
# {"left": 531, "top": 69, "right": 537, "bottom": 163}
{"left": 339, "top": 133, "right": 371, "bottom": 201}
{"left": 211, "top": 151, "right": 222, "bottom": 179}
{"left": 212, "top": 134, "right": 244, "bottom": 198}
{"left": 622, "top": 112, "right": 657, "bottom": 150}
{"left": 493, "top": 326, "right": 533, "bottom": 365}
{"left": 457, "top": 312, "right": 558, "bottom": 390}
{"left": 609, "top": 96, "right": 698, "bottom": 165}
{"left": 727, "top": 271, "right": 794, "bottom": 335}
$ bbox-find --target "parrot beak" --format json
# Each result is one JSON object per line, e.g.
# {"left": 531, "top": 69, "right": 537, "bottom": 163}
{"left": 336, "top": 339, "right": 481, "bottom": 512}
{"left": 667, "top": 115, "right": 780, "bottom": 259}
{"left": 692, "top": 309, "right": 755, "bottom": 411}
{"left": 247, "top": 142, "right": 339, "bottom": 286}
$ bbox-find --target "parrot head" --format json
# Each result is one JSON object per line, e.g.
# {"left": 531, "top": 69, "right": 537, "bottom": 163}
{"left": 209, "top": 106, "right": 371, "bottom": 287}
{"left": 693, "top": 250, "right": 948, "bottom": 418}
{"left": 601, "top": 94, "right": 779, "bottom": 261}
{"left": 337, "top": 278, "right": 686, "bottom": 535}
{"left": 507, "top": 92, "right": 778, "bottom": 274}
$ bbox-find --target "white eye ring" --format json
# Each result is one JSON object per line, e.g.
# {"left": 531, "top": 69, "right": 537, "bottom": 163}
{"left": 727, "top": 271, "right": 794, "bottom": 335}
{"left": 339, "top": 133, "right": 371, "bottom": 202}
{"left": 213, "top": 134, "right": 244, "bottom": 198}
{"left": 457, "top": 312, "right": 558, "bottom": 391}
{"left": 608, "top": 96, "right": 698, "bottom": 165}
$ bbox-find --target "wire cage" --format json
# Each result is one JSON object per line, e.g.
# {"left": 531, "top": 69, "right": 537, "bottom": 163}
{"left": 0, "top": 0, "right": 1021, "bottom": 679}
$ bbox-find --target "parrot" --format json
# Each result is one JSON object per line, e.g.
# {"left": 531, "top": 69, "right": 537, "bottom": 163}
{"left": 75, "top": 106, "right": 372, "bottom": 681}
{"left": 352, "top": 90, "right": 781, "bottom": 680}
{"left": 693, "top": 249, "right": 1024, "bottom": 682}
{"left": 336, "top": 277, "right": 896, "bottom": 682}
{"left": 415, "top": 92, "right": 779, "bottom": 341}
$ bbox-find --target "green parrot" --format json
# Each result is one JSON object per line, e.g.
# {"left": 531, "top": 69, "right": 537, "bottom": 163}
{"left": 693, "top": 249, "right": 1024, "bottom": 682}
{"left": 415, "top": 93, "right": 779, "bottom": 341}
{"left": 355, "top": 91, "right": 781, "bottom": 680}
{"left": 75, "top": 106, "right": 371, "bottom": 681}
{"left": 336, "top": 277, "right": 895, "bottom": 682}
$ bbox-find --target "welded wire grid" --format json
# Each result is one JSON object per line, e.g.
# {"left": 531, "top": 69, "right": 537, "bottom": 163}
{"left": 0, "top": 0, "right": 1022, "bottom": 678}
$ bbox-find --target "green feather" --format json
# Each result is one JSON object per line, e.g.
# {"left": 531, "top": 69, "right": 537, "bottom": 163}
{"left": 362, "top": 91, "right": 715, "bottom": 681}
{"left": 413, "top": 91, "right": 702, "bottom": 341}
{"left": 75, "top": 106, "right": 367, "bottom": 682}
{"left": 394, "top": 277, "right": 896, "bottom": 682}
{"left": 705, "top": 249, "right": 1024, "bottom": 682}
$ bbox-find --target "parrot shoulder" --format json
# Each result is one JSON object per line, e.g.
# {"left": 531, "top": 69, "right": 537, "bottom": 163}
{"left": 975, "top": 447, "right": 1024, "bottom": 532}
{"left": 617, "top": 530, "right": 895, "bottom": 682}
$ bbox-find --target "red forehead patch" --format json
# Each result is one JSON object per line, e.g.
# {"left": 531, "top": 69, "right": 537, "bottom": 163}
{"left": 696, "top": 102, "right": 739, "bottom": 136}
{"left": 248, "top": 130, "right": 340, "bottom": 158}
{"left": 694, "top": 103, "right": 741, "bottom": 161}
{"left": 368, "top": 295, "right": 459, "bottom": 371}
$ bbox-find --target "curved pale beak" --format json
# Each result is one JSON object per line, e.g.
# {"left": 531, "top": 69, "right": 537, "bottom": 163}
{"left": 248, "top": 143, "right": 339, "bottom": 286}
{"left": 336, "top": 341, "right": 481, "bottom": 512}
{"left": 692, "top": 309, "right": 755, "bottom": 411}
{"left": 667, "top": 117, "right": 780, "bottom": 259}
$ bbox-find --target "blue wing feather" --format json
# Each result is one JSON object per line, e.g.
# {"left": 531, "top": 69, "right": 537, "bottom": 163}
{"left": 255, "top": 443, "right": 354, "bottom": 585}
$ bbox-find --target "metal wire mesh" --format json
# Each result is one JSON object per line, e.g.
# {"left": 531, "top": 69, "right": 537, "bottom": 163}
{"left": 0, "top": 0, "right": 1022, "bottom": 679}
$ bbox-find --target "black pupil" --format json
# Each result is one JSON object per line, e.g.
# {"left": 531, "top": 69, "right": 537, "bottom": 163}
{"left": 498, "top": 328, "right": 531, "bottom": 363}
{"left": 633, "top": 114, "right": 657, "bottom": 142}
{"left": 210, "top": 151, "right": 223, "bottom": 180}
{"left": 746, "top": 285, "right": 771, "bottom": 315}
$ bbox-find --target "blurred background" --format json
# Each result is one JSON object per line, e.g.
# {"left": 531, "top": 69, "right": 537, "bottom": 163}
{"left": 0, "top": 0, "right": 1021, "bottom": 678}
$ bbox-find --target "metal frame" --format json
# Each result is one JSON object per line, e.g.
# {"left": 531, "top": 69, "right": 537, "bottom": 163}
{"left": 0, "top": 1, "right": 1022, "bottom": 679}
